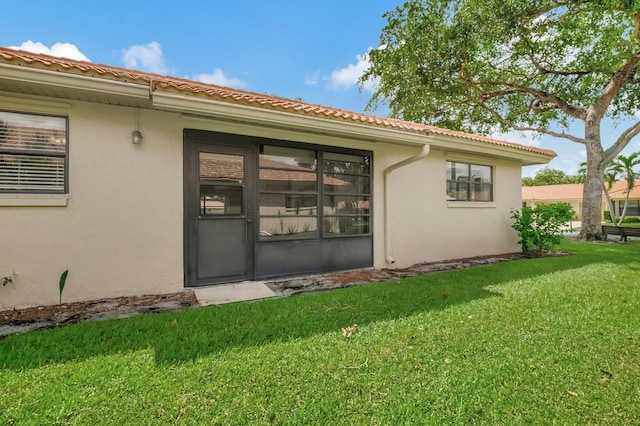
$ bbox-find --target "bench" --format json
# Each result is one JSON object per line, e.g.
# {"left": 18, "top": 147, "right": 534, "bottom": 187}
{"left": 602, "top": 225, "right": 640, "bottom": 241}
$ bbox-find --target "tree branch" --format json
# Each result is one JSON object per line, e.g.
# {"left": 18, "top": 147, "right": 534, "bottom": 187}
{"left": 589, "top": 8, "right": 640, "bottom": 122}
{"left": 476, "top": 100, "right": 586, "bottom": 144}
{"left": 604, "top": 120, "right": 640, "bottom": 163}
{"left": 524, "top": 41, "right": 599, "bottom": 78}
{"left": 473, "top": 80, "right": 587, "bottom": 120}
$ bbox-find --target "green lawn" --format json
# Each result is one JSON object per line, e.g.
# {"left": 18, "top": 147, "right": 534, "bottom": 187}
{"left": 603, "top": 222, "right": 640, "bottom": 228}
{"left": 1, "top": 240, "right": 639, "bottom": 425}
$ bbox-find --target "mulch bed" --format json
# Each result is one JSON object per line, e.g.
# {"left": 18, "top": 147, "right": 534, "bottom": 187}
{"left": 1, "top": 291, "right": 198, "bottom": 327}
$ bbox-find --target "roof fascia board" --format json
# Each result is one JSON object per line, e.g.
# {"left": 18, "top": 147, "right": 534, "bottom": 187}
{"left": 0, "top": 63, "right": 150, "bottom": 101}
{"left": 434, "top": 134, "right": 554, "bottom": 165}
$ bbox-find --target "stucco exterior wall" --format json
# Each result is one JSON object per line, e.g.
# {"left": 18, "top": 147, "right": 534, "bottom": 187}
{"left": 1, "top": 100, "right": 185, "bottom": 309}
{"left": 374, "top": 146, "right": 522, "bottom": 268}
{"left": 1, "top": 95, "right": 523, "bottom": 310}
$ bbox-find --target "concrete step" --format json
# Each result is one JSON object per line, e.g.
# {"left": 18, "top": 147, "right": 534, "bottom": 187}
{"left": 193, "top": 282, "right": 276, "bottom": 306}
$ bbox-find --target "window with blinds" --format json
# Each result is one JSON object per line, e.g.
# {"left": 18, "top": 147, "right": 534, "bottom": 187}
{"left": 0, "top": 111, "right": 68, "bottom": 193}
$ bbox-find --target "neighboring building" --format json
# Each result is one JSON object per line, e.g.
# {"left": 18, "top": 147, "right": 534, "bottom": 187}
{"left": 0, "top": 47, "right": 555, "bottom": 310}
{"left": 607, "top": 180, "right": 640, "bottom": 217}
{"left": 522, "top": 180, "right": 640, "bottom": 220}
{"left": 522, "top": 184, "right": 584, "bottom": 219}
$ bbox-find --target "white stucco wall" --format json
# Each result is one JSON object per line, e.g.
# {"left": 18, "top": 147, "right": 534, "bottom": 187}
{"left": 374, "top": 146, "right": 522, "bottom": 268}
{"left": 1, "top": 95, "right": 523, "bottom": 310}
{"left": 1, "top": 101, "right": 185, "bottom": 309}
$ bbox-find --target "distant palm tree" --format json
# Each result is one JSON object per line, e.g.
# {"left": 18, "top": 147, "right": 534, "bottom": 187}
{"left": 610, "top": 152, "right": 640, "bottom": 225}
{"left": 603, "top": 166, "right": 619, "bottom": 224}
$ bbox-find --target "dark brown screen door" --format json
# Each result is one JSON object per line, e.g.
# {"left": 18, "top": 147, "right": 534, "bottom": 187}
{"left": 185, "top": 142, "right": 254, "bottom": 286}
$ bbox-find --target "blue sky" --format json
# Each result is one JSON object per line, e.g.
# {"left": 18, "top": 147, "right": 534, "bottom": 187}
{"left": 3, "top": 0, "right": 638, "bottom": 177}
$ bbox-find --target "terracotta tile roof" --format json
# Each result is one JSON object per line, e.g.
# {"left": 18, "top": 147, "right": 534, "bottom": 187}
{"left": 607, "top": 180, "right": 640, "bottom": 199}
{"left": 0, "top": 46, "right": 556, "bottom": 158}
{"left": 522, "top": 180, "right": 640, "bottom": 201}
{"left": 522, "top": 183, "right": 584, "bottom": 200}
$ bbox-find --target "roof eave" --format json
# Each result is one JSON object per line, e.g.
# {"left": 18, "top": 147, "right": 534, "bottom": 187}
{"left": 0, "top": 62, "right": 150, "bottom": 105}
{"left": 152, "top": 90, "right": 433, "bottom": 147}
{"left": 153, "top": 90, "right": 555, "bottom": 165}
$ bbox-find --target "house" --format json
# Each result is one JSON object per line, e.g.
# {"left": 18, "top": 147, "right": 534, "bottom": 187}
{"left": 0, "top": 47, "right": 555, "bottom": 310}
{"left": 522, "top": 180, "right": 640, "bottom": 220}
{"left": 521, "top": 184, "right": 584, "bottom": 219}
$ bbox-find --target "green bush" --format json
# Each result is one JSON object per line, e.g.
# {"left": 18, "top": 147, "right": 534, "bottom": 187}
{"left": 622, "top": 216, "right": 640, "bottom": 223}
{"left": 511, "top": 202, "right": 575, "bottom": 256}
{"left": 604, "top": 211, "right": 612, "bottom": 221}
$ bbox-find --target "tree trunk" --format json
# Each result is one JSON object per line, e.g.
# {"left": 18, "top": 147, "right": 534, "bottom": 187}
{"left": 578, "top": 121, "right": 606, "bottom": 240}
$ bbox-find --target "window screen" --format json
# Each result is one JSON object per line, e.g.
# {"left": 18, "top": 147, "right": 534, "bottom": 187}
{"left": 0, "top": 111, "right": 68, "bottom": 193}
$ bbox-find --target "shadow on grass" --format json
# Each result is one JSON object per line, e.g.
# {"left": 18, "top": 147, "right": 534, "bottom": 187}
{"left": 1, "top": 240, "right": 637, "bottom": 370}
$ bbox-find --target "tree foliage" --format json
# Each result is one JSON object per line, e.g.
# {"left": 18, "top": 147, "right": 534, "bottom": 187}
{"left": 364, "top": 0, "right": 640, "bottom": 240}
{"left": 511, "top": 203, "right": 575, "bottom": 256}
{"left": 522, "top": 167, "right": 580, "bottom": 186}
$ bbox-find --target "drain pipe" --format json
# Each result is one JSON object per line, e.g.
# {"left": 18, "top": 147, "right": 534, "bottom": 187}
{"left": 384, "top": 144, "right": 431, "bottom": 264}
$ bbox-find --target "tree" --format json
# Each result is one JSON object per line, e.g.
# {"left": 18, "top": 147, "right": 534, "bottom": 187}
{"left": 610, "top": 152, "right": 640, "bottom": 223}
{"left": 522, "top": 167, "right": 578, "bottom": 186}
{"left": 363, "top": 0, "right": 640, "bottom": 240}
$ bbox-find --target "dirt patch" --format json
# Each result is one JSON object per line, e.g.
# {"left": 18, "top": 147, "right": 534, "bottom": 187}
{"left": 0, "top": 291, "right": 198, "bottom": 337}
{"left": 266, "top": 252, "right": 524, "bottom": 296}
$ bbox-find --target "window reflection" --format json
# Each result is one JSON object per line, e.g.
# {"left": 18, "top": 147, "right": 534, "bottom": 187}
{"left": 258, "top": 145, "right": 371, "bottom": 239}
{"left": 446, "top": 161, "right": 493, "bottom": 202}
{"left": 199, "top": 153, "right": 244, "bottom": 182}
{"left": 259, "top": 217, "right": 318, "bottom": 239}
{"left": 200, "top": 185, "right": 243, "bottom": 216}
{"left": 259, "top": 146, "right": 317, "bottom": 170}
{"left": 259, "top": 194, "right": 317, "bottom": 216}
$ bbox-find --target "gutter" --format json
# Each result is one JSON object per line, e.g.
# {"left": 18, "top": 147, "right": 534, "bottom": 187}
{"left": 0, "top": 63, "right": 150, "bottom": 101}
{"left": 384, "top": 144, "right": 431, "bottom": 264}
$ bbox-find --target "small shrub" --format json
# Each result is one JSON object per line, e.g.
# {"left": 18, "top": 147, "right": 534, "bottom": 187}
{"left": 622, "top": 216, "right": 640, "bottom": 223}
{"left": 511, "top": 202, "right": 574, "bottom": 256}
{"left": 604, "top": 211, "right": 612, "bottom": 222}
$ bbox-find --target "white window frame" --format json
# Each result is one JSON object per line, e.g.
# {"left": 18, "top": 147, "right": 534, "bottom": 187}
{"left": 446, "top": 160, "right": 494, "bottom": 203}
{"left": 0, "top": 110, "right": 69, "bottom": 204}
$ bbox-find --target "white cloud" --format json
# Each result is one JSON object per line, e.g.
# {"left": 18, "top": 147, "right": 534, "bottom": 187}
{"left": 9, "top": 40, "right": 90, "bottom": 61}
{"left": 192, "top": 69, "right": 247, "bottom": 89}
{"left": 561, "top": 149, "right": 587, "bottom": 175}
{"left": 329, "top": 50, "right": 378, "bottom": 92}
{"left": 491, "top": 129, "right": 542, "bottom": 148}
{"left": 522, "top": 164, "right": 545, "bottom": 178}
{"left": 304, "top": 71, "right": 320, "bottom": 86}
{"left": 122, "top": 41, "right": 168, "bottom": 74}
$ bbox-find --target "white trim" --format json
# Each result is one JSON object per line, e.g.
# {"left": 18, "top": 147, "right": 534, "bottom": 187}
{"left": 0, "top": 193, "right": 70, "bottom": 206}
{"left": 0, "top": 64, "right": 150, "bottom": 101}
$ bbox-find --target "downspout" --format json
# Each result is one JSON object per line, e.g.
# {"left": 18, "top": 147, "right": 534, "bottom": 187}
{"left": 384, "top": 144, "right": 431, "bottom": 264}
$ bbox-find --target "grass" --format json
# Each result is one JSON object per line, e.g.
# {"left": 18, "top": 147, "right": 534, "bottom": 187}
{"left": 1, "top": 239, "right": 639, "bottom": 425}
{"left": 603, "top": 221, "right": 640, "bottom": 228}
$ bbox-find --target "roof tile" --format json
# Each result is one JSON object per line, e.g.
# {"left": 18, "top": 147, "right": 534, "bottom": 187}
{"left": 522, "top": 180, "right": 640, "bottom": 201}
{"left": 0, "top": 46, "right": 556, "bottom": 158}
